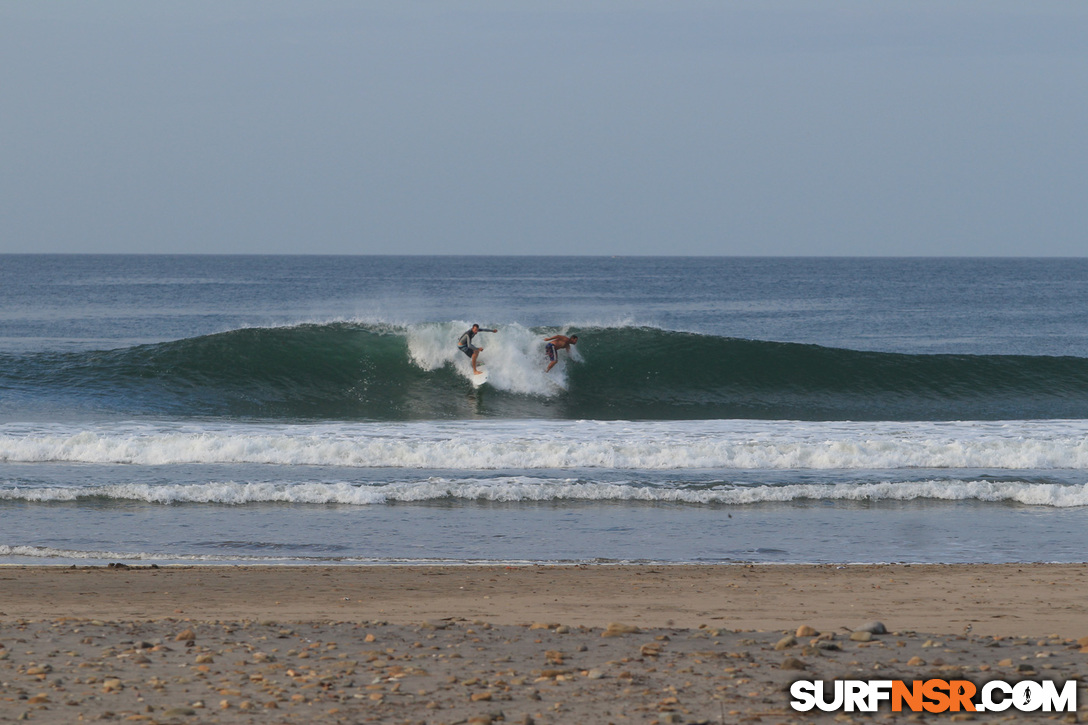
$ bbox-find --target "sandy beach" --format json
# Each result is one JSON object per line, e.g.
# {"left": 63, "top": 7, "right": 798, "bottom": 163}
{"left": 2, "top": 564, "right": 1087, "bottom": 723}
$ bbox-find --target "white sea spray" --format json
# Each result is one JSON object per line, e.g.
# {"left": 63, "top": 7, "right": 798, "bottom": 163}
{"left": 406, "top": 321, "right": 567, "bottom": 394}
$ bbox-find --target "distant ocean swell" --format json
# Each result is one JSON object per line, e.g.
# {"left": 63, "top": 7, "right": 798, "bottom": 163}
{"left": 4, "top": 322, "right": 1088, "bottom": 420}
{"left": 3, "top": 478, "right": 1087, "bottom": 507}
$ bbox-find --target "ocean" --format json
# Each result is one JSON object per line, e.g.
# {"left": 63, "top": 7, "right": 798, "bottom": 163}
{"left": 2, "top": 255, "right": 1087, "bottom": 565}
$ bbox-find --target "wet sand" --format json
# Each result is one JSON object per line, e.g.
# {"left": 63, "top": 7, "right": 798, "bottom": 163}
{"left": 2, "top": 564, "right": 1087, "bottom": 723}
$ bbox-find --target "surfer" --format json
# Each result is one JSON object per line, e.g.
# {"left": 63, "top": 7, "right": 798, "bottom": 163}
{"left": 458, "top": 324, "right": 498, "bottom": 375}
{"left": 543, "top": 333, "right": 578, "bottom": 372}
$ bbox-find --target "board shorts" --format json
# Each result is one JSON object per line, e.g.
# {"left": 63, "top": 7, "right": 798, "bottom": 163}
{"left": 545, "top": 342, "right": 556, "bottom": 362}
{"left": 459, "top": 344, "right": 478, "bottom": 357}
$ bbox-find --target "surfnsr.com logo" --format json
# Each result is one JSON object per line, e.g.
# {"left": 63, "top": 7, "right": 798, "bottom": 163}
{"left": 790, "top": 678, "right": 1078, "bottom": 713}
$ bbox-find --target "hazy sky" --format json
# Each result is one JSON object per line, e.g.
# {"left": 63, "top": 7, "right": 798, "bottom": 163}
{"left": 2, "top": 1, "right": 1085, "bottom": 256}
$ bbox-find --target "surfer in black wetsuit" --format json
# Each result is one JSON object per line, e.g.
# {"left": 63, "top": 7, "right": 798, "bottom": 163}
{"left": 458, "top": 324, "right": 497, "bottom": 375}
{"left": 543, "top": 333, "right": 578, "bottom": 372}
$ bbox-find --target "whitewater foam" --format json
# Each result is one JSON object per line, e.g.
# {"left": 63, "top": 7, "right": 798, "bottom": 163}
{"left": 3, "top": 419, "right": 1088, "bottom": 469}
{"left": 3, "top": 478, "right": 1087, "bottom": 507}
{"left": 0, "top": 545, "right": 521, "bottom": 565}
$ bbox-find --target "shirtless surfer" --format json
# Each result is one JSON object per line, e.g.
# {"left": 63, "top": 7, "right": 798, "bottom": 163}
{"left": 458, "top": 324, "right": 498, "bottom": 375}
{"left": 543, "top": 334, "right": 578, "bottom": 372}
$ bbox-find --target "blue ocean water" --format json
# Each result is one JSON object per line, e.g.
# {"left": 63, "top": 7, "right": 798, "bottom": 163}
{"left": 1, "top": 255, "right": 1087, "bottom": 564}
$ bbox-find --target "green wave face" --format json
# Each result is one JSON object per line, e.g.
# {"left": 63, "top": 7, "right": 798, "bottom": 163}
{"left": 565, "top": 328, "right": 1088, "bottom": 419}
{"left": 5, "top": 323, "right": 1088, "bottom": 421}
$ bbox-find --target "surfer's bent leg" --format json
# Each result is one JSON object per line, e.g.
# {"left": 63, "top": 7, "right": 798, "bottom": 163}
{"left": 545, "top": 343, "right": 557, "bottom": 372}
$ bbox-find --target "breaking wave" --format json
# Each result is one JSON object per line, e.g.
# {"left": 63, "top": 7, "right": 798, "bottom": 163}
{"left": 3, "top": 478, "right": 1087, "bottom": 507}
{"left": 3, "top": 419, "right": 1088, "bottom": 469}
{"left": 4, "top": 322, "right": 1088, "bottom": 420}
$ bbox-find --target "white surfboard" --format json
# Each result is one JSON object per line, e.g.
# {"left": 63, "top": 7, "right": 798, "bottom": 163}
{"left": 471, "top": 368, "right": 489, "bottom": 387}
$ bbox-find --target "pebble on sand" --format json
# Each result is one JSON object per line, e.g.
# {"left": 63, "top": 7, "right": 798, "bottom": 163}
{"left": 780, "top": 657, "right": 807, "bottom": 670}
{"left": 855, "top": 621, "right": 888, "bottom": 634}
{"left": 774, "top": 635, "right": 797, "bottom": 650}
{"left": 174, "top": 628, "right": 196, "bottom": 642}
{"left": 602, "top": 622, "right": 641, "bottom": 637}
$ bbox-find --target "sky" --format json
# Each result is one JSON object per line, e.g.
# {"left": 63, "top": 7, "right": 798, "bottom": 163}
{"left": 1, "top": 1, "right": 1086, "bottom": 256}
